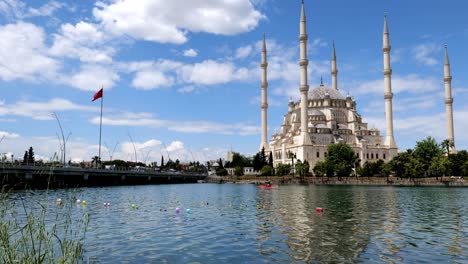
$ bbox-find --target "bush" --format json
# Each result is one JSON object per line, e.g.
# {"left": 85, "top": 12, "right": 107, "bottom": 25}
{"left": 259, "top": 165, "right": 273, "bottom": 176}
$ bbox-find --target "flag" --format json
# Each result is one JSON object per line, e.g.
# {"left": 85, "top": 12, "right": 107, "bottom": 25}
{"left": 92, "top": 88, "right": 103, "bottom": 102}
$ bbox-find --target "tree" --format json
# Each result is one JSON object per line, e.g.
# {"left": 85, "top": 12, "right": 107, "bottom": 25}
{"left": 276, "top": 163, "right": 291, "bottom": 176}
{"left": 28, "top": 147, "right": 35, "bottom": 164}
{"left": 325, "top": 142, "right": 357, "bottom": 178}
{"left": 216, "top": 168, "right": 228, "bottom": 176}
{"left": 313, "top": 161, "right": 326, "bottom": 177}
{"left": 161, "top": 155, "right": 164, "bottom": 168}
{"left": 252, "top": 153, "right": 263, "bottom": 171}
{"left": 234, "top": 166, "right": 244, "bottom": 176}
{"left": 231, "top": 152, "right": 249, "bottom": 168}
{"left": 441, "top": 139, "right": 455, "bottom": 156}
{"left": 23, "top": 151, "right": 28, "bottom": 164}
{"left": 259, "top": 165, "right": 273, "bottom": 176}
{"left": 260, "top": 147, "right": 267, "bottom": 166}
{"left": 450, "top": 150, "right": 468, "bottom": 176}
{"left": 412, "top": 137, "right": 443, "bottom": 175}
{"left": 389, "top": 150, "right": 412, "bottom": 178}
{"left": 462, "top": 161, "right": 468, "bottom": 176}
{"left": 429, "top": 156, "right": 452, "bottom": 180}
{"left": 404, "top": 156, "right": 424, "bottom": 179}
{"left": 91, "top": 156, "right": 101, "bottom": 168}
{"left": 268, "top": 152, "right": 273, "bottom": 167}
{"left": 218, "top": 158, "right": 224, "bottom": 169}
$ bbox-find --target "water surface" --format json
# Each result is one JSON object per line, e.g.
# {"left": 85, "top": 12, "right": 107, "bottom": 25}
{"left": 10, "top": 184, "right": 468, "bottom": 263}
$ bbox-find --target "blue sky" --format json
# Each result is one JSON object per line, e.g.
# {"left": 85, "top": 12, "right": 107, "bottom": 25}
{"left": 0, "top": 0, "right": 467, "bottom": 163}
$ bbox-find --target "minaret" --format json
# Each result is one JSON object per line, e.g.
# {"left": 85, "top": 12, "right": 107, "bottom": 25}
{"left": 260, "top": 33, "right": 268, "bottom": 151}
{"left": 331, "top": 41, "right": 338, "bottom": 90}
{"left": 299, "top": 0, "right": 310, "bottom": 144}
{"left": 383, "top": 15, "right": 397, "bottom": 148}
{"left": 444, "top": 45, "right": 456, "bottom": 153}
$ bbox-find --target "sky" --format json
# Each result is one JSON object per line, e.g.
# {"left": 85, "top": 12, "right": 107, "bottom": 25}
{"left": 0, "top": 0, "right": 467, "bottom": 163}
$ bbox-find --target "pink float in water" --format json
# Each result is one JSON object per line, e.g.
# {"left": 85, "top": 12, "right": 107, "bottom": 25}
{"left": 315, "top": 207, "right": 323, "bottom": 213}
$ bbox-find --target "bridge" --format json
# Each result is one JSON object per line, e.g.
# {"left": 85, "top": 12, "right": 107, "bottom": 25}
{"left": 0, "top": 165, "right": 208, "bottom": 189}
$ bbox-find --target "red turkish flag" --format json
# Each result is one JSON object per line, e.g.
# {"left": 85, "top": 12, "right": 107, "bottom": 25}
{"left": 92, "top": 88, "right": 103, "bottom": 102}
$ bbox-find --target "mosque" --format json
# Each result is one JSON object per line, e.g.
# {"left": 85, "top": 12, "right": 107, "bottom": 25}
{"left": 259, "top": 1, "right": 456, "bottom": 169}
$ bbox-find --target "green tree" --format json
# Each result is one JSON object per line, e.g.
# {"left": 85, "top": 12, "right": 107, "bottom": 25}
{"left": 161, "top": 155, "right": 164, "bottom": 168}
{"left": 429, "top": 156, "right": 452, "bottom": 180}
{"left": 23, "top": 151, "right": 28, "bottom": 164}
{"left": 231, "top": 152, "right": 249, "bottom": 167}
{"left": 325, "top": 142, "right": 357, "bottom": 178}
{"left": 218, "top": 158, "right": 224, "bottom": 169}
{"left": 313, "top": 161, "right": 326, "bottom": 177}
{"left": 268, "top": 152, "right": 273, "bottom": 167}
{"left": 462, "top": 161, "right": 468, "bottom": 177}
{"left": 441, "top": 139, "right": 455, "bottom": 156}
{"left": 234, "top": 166, "right": 244, "bottom": 176}
{"left": 404, "top": 156, "right": 424, "bottom": 179}
{"left": 259, "top": 165, "right": 273, "bottom": 176}
{"left": 276, "top": 163, "right": 291, "bottom": 176}
{"left": 450, "top": 150, "right": 468, "bottom": 176}
{"left": 412, "top": 137, "right": 443, "bottom": 175}
{"left": 216, "top": 168, "right": 228, "bottom": 176}
{"left": 252, "top": 153, "right": 263, "bottom": 171}
{"left": 389, "top": 150, "right": 412, "bottom": 178}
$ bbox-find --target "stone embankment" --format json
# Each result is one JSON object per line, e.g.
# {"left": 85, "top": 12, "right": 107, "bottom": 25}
{"left": 204, "top": 175, "right": 467, "bottom": 187}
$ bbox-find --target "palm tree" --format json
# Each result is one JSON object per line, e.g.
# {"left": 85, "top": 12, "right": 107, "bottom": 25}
{"left": 91, "top": 156, "right": 101, "bottom": 168}
{"left": 441, "top": 139, "right": 455, "bottom": 156}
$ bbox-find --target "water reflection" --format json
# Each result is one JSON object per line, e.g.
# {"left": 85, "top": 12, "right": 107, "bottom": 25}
{"left": 4, "top": 184, "right": 468, "bottom": 263}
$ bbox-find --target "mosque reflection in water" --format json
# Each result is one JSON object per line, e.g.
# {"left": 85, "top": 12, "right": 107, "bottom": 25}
{"left": 253, "top": 186, "right": 466, "bottom": 263}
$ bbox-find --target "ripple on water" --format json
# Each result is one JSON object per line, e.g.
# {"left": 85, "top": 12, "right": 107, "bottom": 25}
{"left": 6, "top": 184, "right": 468, "bottom": 263}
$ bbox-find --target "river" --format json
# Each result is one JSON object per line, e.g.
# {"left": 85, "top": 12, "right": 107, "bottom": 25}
{"left": 6, "top": 184, "right": 468, "bottom": 263}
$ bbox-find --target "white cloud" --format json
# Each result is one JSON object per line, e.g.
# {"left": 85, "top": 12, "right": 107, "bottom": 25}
{"left": 351, "top": 74, "right": 439, "bottom": 95}
{"left": 166, "top": 141, "right": 184, "bottom": 152}
{"left": 65, "top": 64, "right": 120, "bottom": 91}
{"left": 413, "top": 43, "right": 441, "bottom": 66}
{"left": 0, "top": 98, "right": 98, "bottom": 120}
{"left": 50, "top": 21, "right": 115, "bottom": 63}
{"left": 93, "top": 0, "right": 264, "bottom": 44}
{"left": 26, "top": 1, "right": 64, "bottom": 17}
{"left": 90, "top": 111, "right": 260, "bottom": 136}
{"left": 235, "top": 45, "right": 253, "bottom": 59}
{"left": 183, "top": 49, "right": 198, "bottom": 57}
{"left": 0, "top": 130, "right": 20, "bottom": 139}
{"left": 0, "top": 0, "right": 25, "bottom": 20}
{"left": 0, "top": 22, "right": 60, "bottom": 81}
{"left": 132, "top": 70, "right": 174, "bottom": 90}
{"left": 179, "top": 60, "right": 236, "bottom": 85}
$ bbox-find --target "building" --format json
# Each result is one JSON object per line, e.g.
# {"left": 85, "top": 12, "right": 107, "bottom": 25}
{"left": 261, "top": 1, "right": 401, "bottom": 169}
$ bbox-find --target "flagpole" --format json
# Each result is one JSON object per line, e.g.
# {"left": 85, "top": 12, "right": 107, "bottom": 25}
{"left": 98, "top": 86, "right": 103, "bottom": 167}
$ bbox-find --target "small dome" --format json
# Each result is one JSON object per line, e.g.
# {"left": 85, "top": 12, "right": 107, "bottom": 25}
{"left": 308, "top": 86, "right": 345, "bottom": 100}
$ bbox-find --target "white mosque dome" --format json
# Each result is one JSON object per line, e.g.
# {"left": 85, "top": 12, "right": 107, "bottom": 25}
{"left": 308, "top": 86, "right": 345, "bottom": 100}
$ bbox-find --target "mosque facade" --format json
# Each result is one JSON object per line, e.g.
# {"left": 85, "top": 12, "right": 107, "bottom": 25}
{"left": 260, "top": 2, "right": 456, "bottom": 169}
{"left": 259, "top": 1, "right": 460, "bottom": 170}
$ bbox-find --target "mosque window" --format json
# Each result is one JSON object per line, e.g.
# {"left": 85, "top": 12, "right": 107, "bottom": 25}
{"left": 384, "top": 154, "right": 386, "bottom": 159}
{"left": 371, "top": 153, "right": 374, "bottom": 159}
{"left": 376, "top": 154, "right": 379, "bottom": 159}
{"left": 316, "top": 151, "right": 319, "bottom": 158}
{"left": 366, "top": 153, "right": 369, "bottom": 159}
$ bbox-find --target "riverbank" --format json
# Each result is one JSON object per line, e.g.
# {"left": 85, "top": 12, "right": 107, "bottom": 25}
{"left": 204, "top": 175, "right": 467, "bottom": 187}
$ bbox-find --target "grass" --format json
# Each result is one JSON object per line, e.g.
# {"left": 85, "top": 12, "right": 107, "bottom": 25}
{"left": 0, "top": 187, "right": 89, "bottom": 263}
